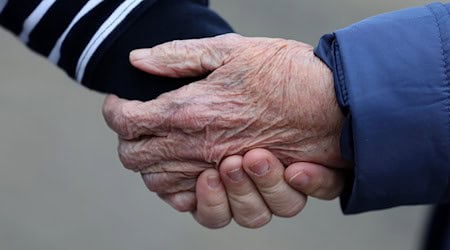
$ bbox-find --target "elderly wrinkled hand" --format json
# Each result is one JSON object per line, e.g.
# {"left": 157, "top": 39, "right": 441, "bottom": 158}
{"left": 103, "top": 34, "right": 347, "bottom": 193}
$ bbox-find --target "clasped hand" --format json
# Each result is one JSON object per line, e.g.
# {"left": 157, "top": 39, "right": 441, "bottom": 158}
{"left": 103, "top": 34, "right": 351, "bottom": 228}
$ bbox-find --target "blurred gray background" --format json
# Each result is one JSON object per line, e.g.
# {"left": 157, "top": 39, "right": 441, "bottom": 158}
{"left": 0, "top": 1, "right": 430, "bottom": 250}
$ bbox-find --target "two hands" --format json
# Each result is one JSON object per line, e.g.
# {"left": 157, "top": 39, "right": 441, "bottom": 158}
{"left": 103, "top": 34, "right": 352, "bottom": 228}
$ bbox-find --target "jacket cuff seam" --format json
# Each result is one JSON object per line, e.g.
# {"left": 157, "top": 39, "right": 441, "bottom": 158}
{"left": 332, "top": 39, "right": 350, "bottom": 112}
{"left": 426, "top": 3, "right": 450, "bottom": 201}
{"left": 444, "top": 6, "right": 450, "bottom": 169}
{"left": 443, "top": 5, "right": 450, "bottom": 200}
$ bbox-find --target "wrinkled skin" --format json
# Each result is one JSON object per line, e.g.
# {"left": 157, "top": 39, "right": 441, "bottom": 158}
{"left": 103, "top": 34, "right": 347, "bottom": 199}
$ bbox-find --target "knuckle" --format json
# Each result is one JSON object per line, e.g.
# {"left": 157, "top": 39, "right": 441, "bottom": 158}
{"left": 141, "top": 174, "right": 162, "bottom": 192}
{"left": 239, "top": 211, "right": 272, "bottom": 229}
{"left": 229, "top": 187, "right": 257, "bottom": 200}
{"left": 171, "top": 104, "right": 201, "bottom": 131}
{"left": 159, "top": 193, "right": 196, "bottom": 213}
{"left": 176, "top": 203, "right": 196, "bottom": 213}
{"left": 167, "top": 40, "right": 188, "bottom": 56}
{"left": 117, "top": 141, "right": 139, "bottom": 171}
{"left": 118, "top": 139, "right": 164, "bottom": 172}
{"left": 304, "top": 175, "right": 324, "bottom": 195}
{"left": 121, "top": 102, "right": 141, "bottom": 119}
{"left": 173, "top": 204, "right": 193, "bottom": 213}
{"left": 116, "top": 102, "right": 142, "bottom": 139}
{"left": 203, "top": 217, "right": 232, "bottom": 229}
{"left": 168, "top": 40, "right": 180, "bottom": 49}
{"left": 274, "top": 199, "right": 306, "bottom": 218}
{"left": 195, "top": 204, "right": 232, "bottom": 229}
{"left": 310, "top": 173, "right": 344, "bottom": 200}
{"left": 102, "top": 103, "right": 112, "bottom": 120}
{"left": 168, "top": 194, "right": 196, "bottom": 212}
{"left": 228, "top": 33, "right": 242, "bottom": 39}
{"left": 217, "top": 33, "right": 242, "bottom": 43}
{"left": 142, "top": 172, "right": 197, "bottom": 194}
{"left": 203, "top": 196, "right": 228, "bottom": 210}
{"left": 203, "top": 146, "right": 223, "bottom": 166}
{"left": 259, "top": 180, "right": 285, "bottom": 196}
{"left": 102, "top": 96, "right": 117, "bottom": 121}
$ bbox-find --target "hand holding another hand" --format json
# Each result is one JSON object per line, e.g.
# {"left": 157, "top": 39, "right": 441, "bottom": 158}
{"left": 191, "top": 149, "right": 348, "bottom": 228}
{"left": 102, "top": 34, "right": 351, "bottom": 228}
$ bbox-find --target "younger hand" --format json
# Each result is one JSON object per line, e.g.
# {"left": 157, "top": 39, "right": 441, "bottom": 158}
{"left": 159, "top": 149, "right": 348, "bottom": 229}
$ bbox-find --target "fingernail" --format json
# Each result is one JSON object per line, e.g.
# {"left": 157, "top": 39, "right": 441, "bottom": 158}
{"left": 249, "top": 160, "right": 270, "bottom": 176}
{"left": 289, "top": 172, "right": 310, "bottom": 188}
{"left": 129, "top": 49, "right": 147, "bottom": 61}
{"left": 207, "top": 175, "right": 221, "bottom": 190}
{"left": 227, "top": 168, "right": 244, "bottom": 182}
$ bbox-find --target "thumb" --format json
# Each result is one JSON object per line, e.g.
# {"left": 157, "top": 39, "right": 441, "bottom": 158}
{"left": 129, "top": 33, "right": 241, "bottom": 78}
{"left": 285, "top": 162, "right": 347, "bottom": 201}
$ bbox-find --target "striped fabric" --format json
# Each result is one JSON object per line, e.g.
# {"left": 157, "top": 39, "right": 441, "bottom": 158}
{"left": 19, "top": 0, "right": 56, "bottom": 43}
{"left": 75, "top": 0, "right": 143, "bottom": 82}
{"left": 0, "top": 1, "right": 8, "bottom": 14}
{"left": 0, "top": 0, "right": 148, "bottom": 84}
{"left": 48, "top": 1, "right": 102, "bottom": 64}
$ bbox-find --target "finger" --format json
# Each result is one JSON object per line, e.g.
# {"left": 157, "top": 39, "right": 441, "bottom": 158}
{"left": 102, "top": 95, "right": 170, "bottom": 139}
{"left": 192, "top": 169, "right": 231, "bottom": 229}
{"left": 242, "top": 149, "right": 307, "bottom": 217}
{"left": 219, "top": 155, "right": 272, "bottom": 228}
{"left": 285, "top": 162, "right": 346, "bottom": 200}
{"left": 119, "top": 138, "right": 211, "bottom": 171}
{"left": 130, "top": 33, "right": 242, "bottom": 78}
{"left": 103, "top": 95, "right": 144, "bottom": 139}
{"left": 141, "top": 171, "right": 197, "bottom": 194}
{"left": 158, "top": 192, "right": 196, "bottom": 212}
{"left": 103, "top": 85, "right": 213, "bottom": 140}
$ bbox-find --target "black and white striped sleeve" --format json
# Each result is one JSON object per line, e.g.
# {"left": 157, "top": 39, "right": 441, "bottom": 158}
{"left": 0, "top": 0, "right": 233, "bottom": 101}
{"left": 0, "top": 0, "right": 156, "bottom": 84}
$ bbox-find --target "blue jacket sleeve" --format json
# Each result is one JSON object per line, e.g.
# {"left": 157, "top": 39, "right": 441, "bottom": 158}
{"left": 315, "top": 3, "right": 450, "bottom": 214}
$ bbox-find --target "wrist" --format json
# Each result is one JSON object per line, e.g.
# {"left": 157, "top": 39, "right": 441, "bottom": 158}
{"left": 317, "top": 56, "right": 347, "bottom": 167}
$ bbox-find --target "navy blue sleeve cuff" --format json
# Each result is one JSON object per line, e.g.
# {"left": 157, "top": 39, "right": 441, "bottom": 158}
{"left": 315, "top": 3, "right": 450, "bottom": 214}
{"left": 315, "top": 34, "right": 355, "bottom": 163}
